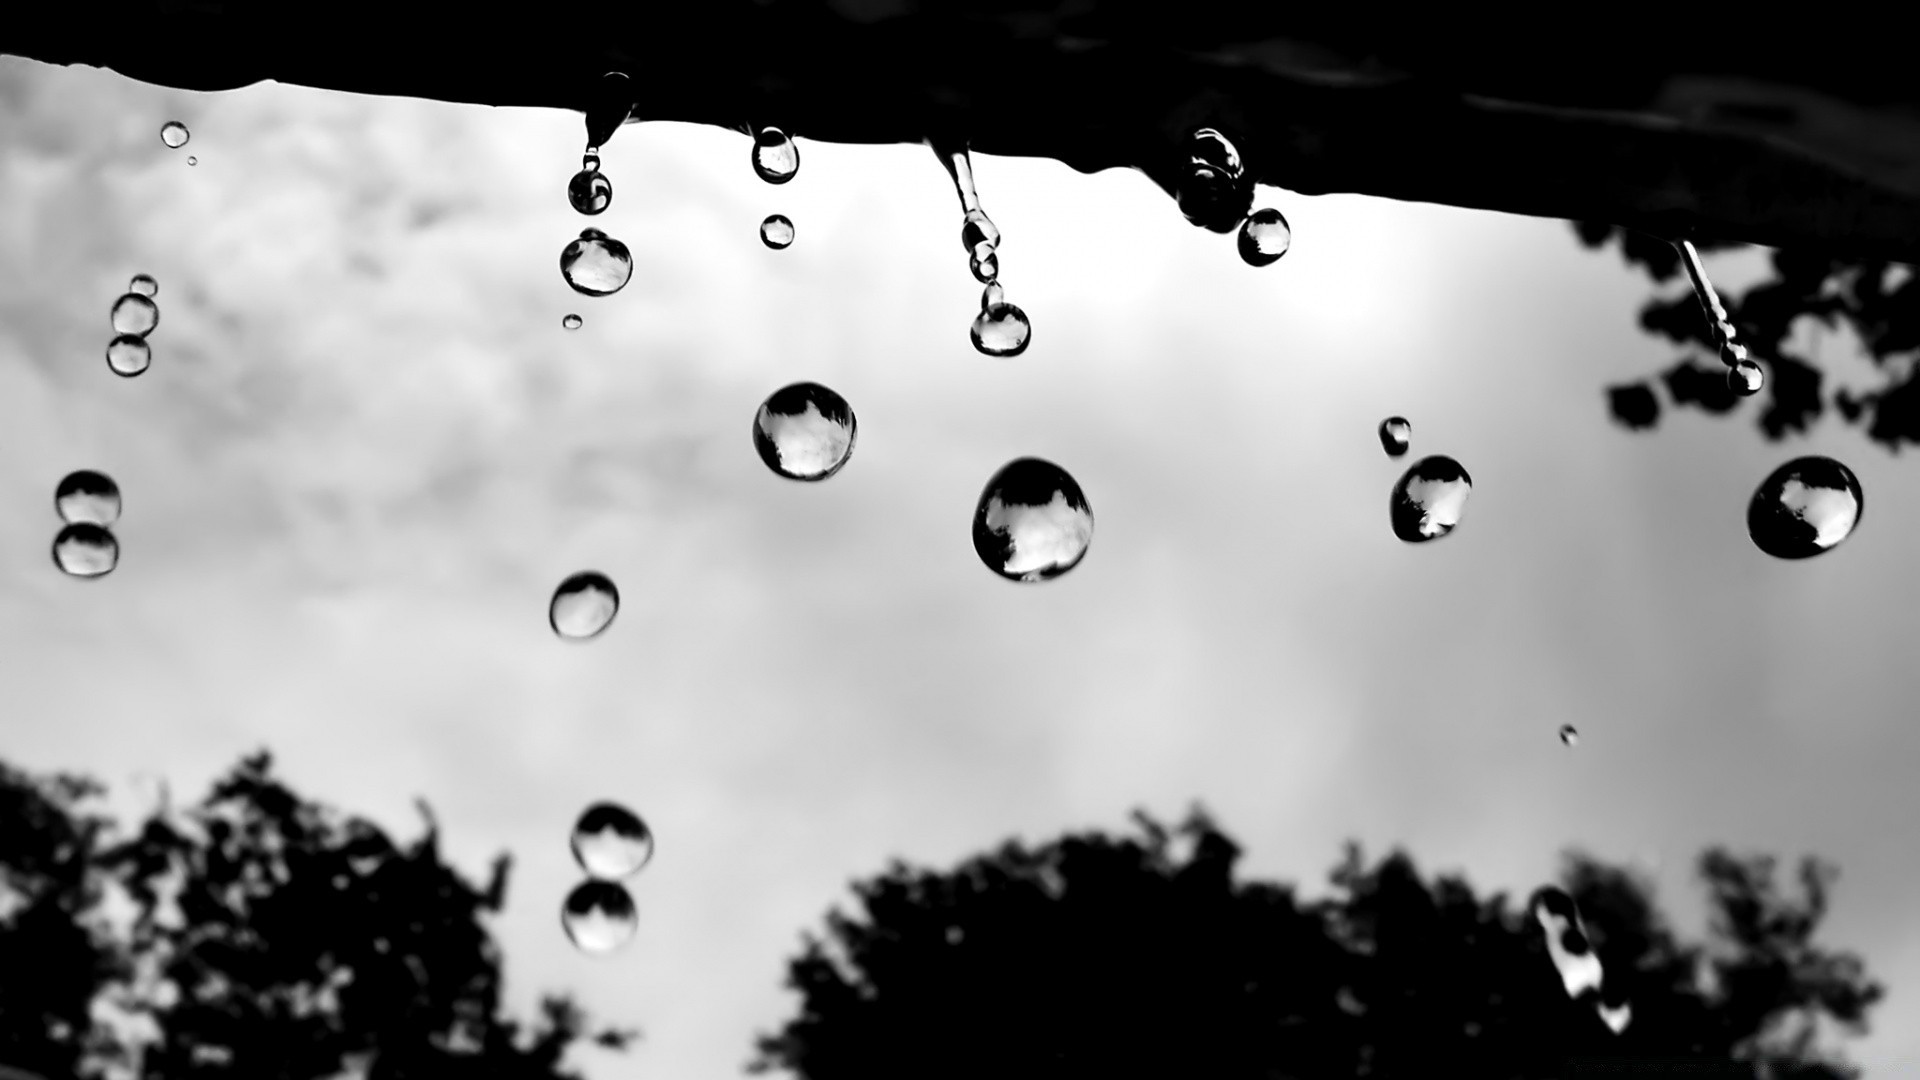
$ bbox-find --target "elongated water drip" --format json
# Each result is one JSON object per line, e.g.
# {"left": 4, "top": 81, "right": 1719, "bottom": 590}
{"left": 1675, "top": 239, "right": 1748, "bottom": 366}
{"left": 584, "top": 72, "right": 633, "bottom": 151}
{"left": 931, "top": 137, "right": 983, "bottom": 217}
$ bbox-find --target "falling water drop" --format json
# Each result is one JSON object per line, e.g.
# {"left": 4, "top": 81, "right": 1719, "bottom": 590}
{"left": 1389, "top": 455, "right": 1472, "bottom": 543}
{"left": 1176, "top": 127, "right": 1252, "bottom": 233}
{"left": 752, "top": 382, "right": 856, "bottom": 481}
{"left": 760, "top": 214, "right": 795, "bottom": 250}
{"left": 1378, "top": 417, "right": 1411, "bottom": 458}
{"left": 970, "top": 302, "right": 1031, "bottom": 357}
{"left": 1558, "top": 724, "right": 1579, "bottom": 747}
{"left": 561, "top": 881, "right": 638, "bottom": 955}
{"left": 973, "top": 458, "right": 1094, "bottom": 582}
{"left": 584, "top": 72, "right": 634, "bottom": 150}
{"left": 571, "top": 802, "right": 655, "bottom": 879}
{"left": 969, "top": 246, "right": 999, "bottom": 284}
{"left": 128, "top": 274, "right": 158, "bottom": 298}
{"left": 1237, "top": 208, "right": 1292, "bottom": 266}
{"left": 52, "top": 524, "right": 118, "bottom": 579}
{"left": 106, "top": 335, "right": 152, "bottom": 377}
{"left": 1728, "top": 358, "right": 1764, "bottom": 396}
{"left": 567, "top": 165, "right": 613, "bottom": 215}
{"left": 752, "top": 126, "right": 800, "bottom": 184}
{"left": 980, "top": 281, "right": 1005, "bottom": 311}
{"left": 559, "top": 229, "right": 633, "bottom": 297}
{"left": 111, "top": 294, "right": 160, "bottom": 337}
{"left": 562, "top": 313, "right": 583, "bottom": 330}
{"left": 1529, "top": 887, "right": 1604, "bottom": 1001}
{"left": 159, "top": 121, "right": 189, "bottom": 149}
{"left": 1747, "top": 456, "right": 1862, "bottom": 560}
{"left": 549, "top": 571, "right": 619, "bottom": 639}
{"left": 186, "top": 156, "right": 197, "bottom": 166}
{"left": 55, "top": 471, "right": 122, "bottom": 526}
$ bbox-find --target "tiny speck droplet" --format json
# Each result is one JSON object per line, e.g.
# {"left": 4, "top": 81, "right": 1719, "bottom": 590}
{"left": 106, "top": 335, "right": 151, "bottom": 377}
{"left": 1238, "top": 208, "right": 1292, "bottom": 266}
{"left": 55, "top": 470, "right": 121, "bottom": 527}
{"left": 559, "top": 229, "right": 633, "bottom": 297}
{"left": 1728, "top": 358, "right": 1764, "bottom": 396}
{"left": 550, "top": 571, "right": 619, "bottom": 639}
{"left": 1558, "top": 724, "right": 1579, "bottom": 747}
{"left": 1390, "top": 455, "right": 1472, "bottom": 543}
{"left": 53, "top": 524, "right": 118, "bottom": 579}
{"left": 973, "top": 458, "right": 1094, "bottom": 582}
{"left": 1747, "top": 456, "right": 1862, "bottom": 560}
{"left": 186, "top": 156, "right": 197, "bottom": 166}
{"left": 128, "top": 274, "right": 158, "bottom": 298}
{"left": 571, "top": 802, "right": 655, "bottom": 879}
{"left": 562, "top": 313, "right": 583, "bottom": 330}
{"left": 567, "top": 166, "right": 613, "bottom": 215}
{"left": 1378, "top": 417, "right": 1411, "bottom": 458}
{"left": 971, "top": 303, "right": 1031, "bottom": 358}
{"left": 752, "top": 382, "right": 856, "bottom": 481}
{"left": 160, "top": 121, "right": 189, "bottom": 149}
{"left": 111, "top": 294, "right": 159, "bottom": 337}
{"left": 752, "top": 127, "right": 799, "bottom": 184}
{"left": 760, "top": 214, "right": 794, "bottom": 250}
{"left": 561, "top": 880, "right": 638, "bottom": 955}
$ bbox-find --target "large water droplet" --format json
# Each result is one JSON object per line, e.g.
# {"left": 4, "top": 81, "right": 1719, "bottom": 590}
{"left": 1529, "top": 886, "right": 1604, "bottom": 1000}
{"left": 1176, "top": 128, "right": 1251, "bottom": 233}
{"left": 562, "top": 313, "right": 583, "bottom": 330}
{"left": 760, "top": 214, "right": 794, "bottom": 250}
{"left": 571, "top": 802, "right": 655, "bottom": 879}
{"left": 971, "top": 303, "right": 1031, "bottom": 358}
{"left": 1747, "top": 456, "right": 1862, "bottom": 560}
{"left": 1728, "top": 358, "right": 1764, "bottom": 396}
{"left": 961, "top": 209, "right": 1000, "bottom": 254}
{"left": 53, "top": 524, "right": 118, "bottom": 579}
{"left": 567, "top": 167, "right": 613, "bottom": 215}
{"left": 128, "top": 274, "right": 158, "bottom": 298}
{"left": 753, "top": 127, "right": 800, "bottom": 184}
{"left": 1237, "top": 208, "right": 1292, "bottom": 266}
{"left": 111, "top": 294, "right": 159, "bottom": 337}
{"left": 1558, "top": 724, "right": 1579, "bottom": 747}
{"left": 106, "top": 335, "right": 152, "bottom": 378}
{"left": 973, "top": 458, "right": 1094, "bottom": 582}
{"left": 1378, "top": 417, "right": 1411, "bottom": 458}
{"left": 1390, "top": 455, "right": 1472, "bottom": 543}
{"left": 56, "top": 470, "right": 121, "bottom": 526}
{"left": 969, "top": 246, "right": 999, "bottom": 284}
{"left": 584, "top": 72, "right": 634, "bottom": 150}
{"left": 752, "top": 382, "right": 856, "bottom": 481}
{"left": 159, "top": 121, "right": 189, "bottom": 149}
{"left": 550, "top": 571, "right": 619, "bottom": 639}
{"left": 559, "top": 229, "right": 633, "bottom": 297}
{"left": 561, "top": 881, "right": 638, "bottom": 955}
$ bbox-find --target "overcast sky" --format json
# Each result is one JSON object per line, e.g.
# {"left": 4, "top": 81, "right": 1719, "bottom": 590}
{"left": 3, "top": 54, "right": 1918, "bottom": 1079}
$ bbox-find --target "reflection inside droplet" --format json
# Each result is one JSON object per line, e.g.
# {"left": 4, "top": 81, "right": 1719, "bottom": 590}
{"left": 973, "top": 458, "right": 1094, "bottom": 582}
{"left": 1558, "top": 724, "right": 1578, "bottom": 747}
{"left": 106, "top": 335, "right": 151, "bottom": 377}
{"left": 752, "top": 382, "right": 856, "bottom": 481}
{"left": 55, "top": 470, "right": 122, "bottom": 526}
{"left": 128, "top": 274, "right": 158, "bottom": 298}
{"left": 760, "top": 214, "right": 794, "bottom": 250}
{"left": 111, "top": 294, "right": 159, "bottom": 337}
{"left": 1238, "top": 208, "right": 1292, "bottom": 266}
{"left": 559, "top": 229, "right": 633, "bottom": 297}
{"left": 1389, "top": 455, "right": 1472, "bottom": 542}
{"left": 980, "top": 281, "right": 1005, "bottom": 310}
{"left": 562, "top": 313, "right": 583, "bottom": 330}
{"left": 961, "top": 209, "right": 1000, "bottom": 254}
{"left": 53, "top": 524, "right": 118, "bottom": 579}
{"left": 971, "top": 302, "right": 1030, "bottom": 358}
{"left": 1378, "top": 417, "right": 1411, "bottom": 458}
{"left": 561, "top": 881, "right": 638, "bottom": 955}
{"left": 550, "top": 571, "right": 620, "bottom": 639}
{"left": 571, "top": 802, "right": 655, "bottom": 879}
{"left": 969, "top": 246, "right": 999, "bottom": 283}
{"left": 160, "top": 121, "right": 189, "bottom": 149}
{"left": 1747, "top": 456, "right": 1862, "bottom": 559}
{"left": 753, "top": 127, "right": 800, "bottom": 184}
{"left": 1728, "top": 358, "right": 1764, "bottom": 396}
{"left": 567, "top": 166, "right": 613, "bottom": 215}
{"left": 1176, "top": 127, "right": 1251, "bottom": 233}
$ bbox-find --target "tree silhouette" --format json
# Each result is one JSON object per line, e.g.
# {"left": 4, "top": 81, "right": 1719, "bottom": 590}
{"left": 0, "top": 753, "right": 631, "bottom": 1080}
{"left": 752, "top": 808, "right": 1881, "bottom": 1080}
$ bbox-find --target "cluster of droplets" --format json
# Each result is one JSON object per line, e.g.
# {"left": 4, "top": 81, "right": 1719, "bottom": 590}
{"left": 558, "top": 75, "right": 636, "bottom": 301}
{"left": 562, "top": 801, "right": 653, "bottom": 955}
{"left": 1675, "top": 239, "right": 1763, "bottom": 398}
{"left": 1376, "top": 417, "right": 1473, "bottom": 543}
{"left": 753, "top": 126, "right": 800, "bottom": 249}
{"left": 1530, "top": 887, "right": 1633, "bottom": 1036}
{"left": 107, "top": 274, "right": 160, "bottom": 377}
{"left": 1173, "top": 128, "right": 1292, "bottom": 268}
{"left": 52, "top": 470, "right": 122, "bottom": 579}
{"left": 933, "top": 142, "right": 1031, "bottom": 358}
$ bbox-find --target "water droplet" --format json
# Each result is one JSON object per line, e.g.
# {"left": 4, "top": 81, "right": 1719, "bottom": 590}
{"left": 981, "top": 281, "right": 1005, "bottom": 310}
{"left": 969, "top": 246, "right": 999, "bottom": 284}
{"left": 159, "top": 121, "right": 189, "bottom": 149}
{"left": 1558, "top": 724, "right": 1579, "bottom": 747}
{"left": 752, "top": 382, "right": 856, "bottom": 481}
{"left": 1597, "top": 1000, "right": 1632, "bottom": 1034}
{"left": 753, "top": 126, "right": 799, "bottom": 184}
{"left": 55, "top": 470, "right": 122, "bottom": 526}
{"left": 1390, "top": 456, "right": 1472, "bottom": 543}
{"left": 106, "top": 334, "right": 152, "bottom": 377}
{"left": 1176, "top": 128, "right": 1251, "bottom": 233}
{"left": 561, "top": 880, "right": 638, "bottom": 955}
{"left": 128, "top": 274, "right": 158, "bottom": 298}
{"left": 760, "top": 214, "right": 794, "bottom": 250}
{"left": 1237, "top": 208, "right": 1292, "bottom": 266}
{"left": 186, "top": 156, "right": 197, "bottom": 166}
{"left": 961, "top": 209, "right": 1001, "bottom": 254}
{"left": 973, "top": 458, "right": 1094, "bottom": 582}
{"left": 559, "top": 229, "right": 633, "bottom": 297}
{"left": 971, "top": 303, "right": 1031, "bottom": 358}
{"left": 567, "top": 168, "right": 613, "bottom": 215}
{"left": 52, "top": 524, "right": 118, "bottom": 579}
{"left": 1728, "top": 358, "right": 1764, "bottom": 396}
{"left": 581, "top": 153, "right": 601, "bottom": 173}
{"left": 550, "top": 571, "right": 619, "bottom": 639}
{"left": 1529, "top": 886, "right": 1604, "bottom": 1000}
{"left": 1378, "top": 417, "right": 1411, "bottom": 458}
{"left": 585, "top": 72, "right": 634, "bottom": 150}
{"left": 562, "top": 313, "right": 583, "bottom": 330}
{"left": 1747, "top": 456, "right": 1862, "bottom": 560}
{"left": 571, "top": 802, "right": 655, "bottom": 879}
{"left": 111, "top": 294, "right": 159, "bottom": 337}
{"left": 1189, "top": 127, "right": 1244, "bottom": 178}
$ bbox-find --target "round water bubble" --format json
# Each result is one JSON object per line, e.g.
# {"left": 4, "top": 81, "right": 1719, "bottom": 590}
{"left": 55, "top": 470, "right": 122, "bottom": 526}
{"left": 971, "top": 303, "right": 1031, "bottom": 358}
{"left": 961, "top": 210, "right": 1000, "bottom": 254}
{"left": 111, "top": 294, "right": 159, "bottom": 337}
{"left": 559, "top": 229, "right": 633, "bottom": 297}
{"left": 187, "top": 157, "right": 197, "bottom": 166}
{"left": 550, "top": 571, "right": 619, "bottom": 639}
{"left": 753, "top": 127, "right": 799, "bottom": 184}
{"left": 562, "top": 313, "right": 583, "bottom": 330}
{"left": 973, "top": 458, "right": 1094, "bottom": 582}
{"left": 561, "top": 881, "right": 638, "bottom": 955}
{"left": 1238, "top": 208, "right": 1292, "bottom": 266}
{"left": 981, "top": 281, "right": 1005, "bottom": 311}
{"left": 1728, "top": 358, "right": 1764, "bottom": 396}
{"left": 1189, "top": 127, "right": 1244, "bottom": 178}
{"left": 128, "top": 274, "right": 158, "bottom": 298}
{"left": 567, "top": 168, "right": 613, "bottom": 215}
{"left": 1378, "top": 417, "right": 1411, "bottom": 458}
{"left": 52, "top": 524, "right": 118, "bottom": 579}
{"left": 1747, "top": 456, "right": 1862, "bottom": 560}
{"left": 106, "top": 335, "right": 151, "bottom": 378}
{"left": 1390, "top": 455, "right": 1472, "bottom": 543}
{"left": 969, "top": 247, "right": 999, "bottom": 284}
{"left": 1558, "top": 724, "right": 1579, "bottom": 747}
{"left": 760, "top": 214, "right": 794, "bottom": 250}
{"left": 571, "top": 802, "right": 655, "bottom": 879}
{"left": 159, "top": 121, "right": 189, "bottom": 149}
{"left": 752, "top": 382, "right": 856, "bottom": 481}
{"left": 1176, "top": 128, "right": 1251, "bottom": 233}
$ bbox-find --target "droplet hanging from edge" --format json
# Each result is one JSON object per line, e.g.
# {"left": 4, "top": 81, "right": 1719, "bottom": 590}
{"left": 760, "top": 214, "right": 794, "bottom": 250}
{"left": 1378, "top": 417, "right": 1411, "bottom": 458}
{"left": 561, "top": 880, "right": 638, "bottom": 955}
{"left": 106, "top": 335, "right": 151, "bottom": 377}
{"left": 970, "top": 302, "right": 1030, "bottom": 358}
{"left": 53, "top": 524, "right": 118, "bottom": 579}
{"left": 1728, "top": 358, "right": 1764, "bottom": 396}
{"left": 550, "top": 571, "right": 619, "bottom": 640}
{"left": 1389, "top": 455, "right": 1472, "bottom": 543}
{"left": 1747, "top": 456, "right": 1862, "bottom": 560}
{"left": 584, "top": 72, "right": 634, "bottom": 151}
{"left": 973, "top": 458, "right": 1094, "bottom": 583}
{"left": 753, "top": 126, "right": 800, "bottom": 184}
{"left": 567, "top": 167, "right": 613, "bottom": 215}
{"left": 1238, "top": 208, "right": 1292, "bottom": 266}
{"left": 753, "top": 382, "right": 856, "bottom": 481}
{"left": 571, "top": 802, "right": 655, "bottom": 880}
{"left": 128, "top": 274, "right": 158, "bottom": 298}
{"left": 55, "top": 470, "right": 122, "bottom": 527}
{"left": 562, "top": 313, "right": 583, "bottom": 330}
{"left": 1558, "top": 724, "right": 1578, "bottom": 747}
{"left": 558, "top": 229, "right": 633, "bottom": 297}
{"left": 159, "top": 121, "right": 189, "bottom": 149}
{"left": 111, "top": 294, "right": 159, "bottom": 337}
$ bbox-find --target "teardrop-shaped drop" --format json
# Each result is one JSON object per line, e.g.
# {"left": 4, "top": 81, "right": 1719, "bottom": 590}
{"left": 753, "top": 126, "right": 800, "bottom": 184}
{"left": 1747, "top": 456, "right": 1862, "bottom": 560}
{"left": 973, "top": 458, "right": 1094, "bottom": 582}
{"left": 960, "top": 209, "right": 1000, "bottom": 254}
{"left": 550, "top": 571, "right": 619, "bottom": 639}
{"left": 1237, "top": 208, "right": 1292, "bottom": 266}
{"left": 584, "top": 72, "right": 634, "bottom": 150}
{"left": 55, "top": 470, "right": 121, "bottom": 526}
{"left": 561, "top": 881, "right": 638, "bottom": 955}
{"left": 970, "top": 303, "right": 1030, "bottom": 357}
{"left": 1389, "top": 455, "right": 1472, "bottom": 543}
{"left": 752, "top": 382, "right": 856, "bottom": 481}
{"left": 571, "top": 802, "right": 655, "bottom": 879}
{"left": 559, "top": 230, "right": 633, "bottom": 297}
{"left": 1378, "top": 417, "right": 1411, "bottom": 458}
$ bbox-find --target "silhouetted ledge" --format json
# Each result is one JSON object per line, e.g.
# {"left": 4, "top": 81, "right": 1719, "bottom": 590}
{"left": 8, "top": 3, "right": 1920, "bottom": 261}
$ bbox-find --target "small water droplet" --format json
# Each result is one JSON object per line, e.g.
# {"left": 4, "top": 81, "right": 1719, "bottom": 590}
{"left": 128, "top": 274, "right": 158, "bottom": 298}
{"left": 760, "top": 214, "right": 794, "bottom": 249}
{"left": 571, "top": 802, "right": 655, "bottom": 879}
{"left": 971, "top": 303, "right": 1030, "bottom": 358}
{"left": 753, "top": 382, "right": 856, "bottom": 481}
{"left": 55, "top": 471, "right": 121, "bottom": 526}
{"left": 1176, "top": 128, "right": 1251, "bottom": 233}
{"left": 753, "top": 127, "right": 799, "bottom": 184}
{"left": 567, "top": 168, "right": 613, "bottom": 215}
{"left": 53, "top": 524, "right": 118, "bottom": 579}
{"left": 159, "top": 121, "right": 189, "bottom": 149}
{"left": 969, "top": 246, "right": 999, "bottom": 283}
{"left": 111, "top": 294, "right": 160, "bottom": 337}
{"left": 981, "top": 281, "right": 1005, "bottom": 310}
{"left": 1390, "top": 455, "right": 1472, "bottom": 543}
{"left": 106, "top": 334, "right": 152, "bottom": 377}
{"left": 562, "top": 313, "right": 583, "bottom": 330}
{"left": 1238, "top": 208, "right": 1292, "bottom": 266}
{"left": 550, "top": 571, "right": 619, "bottom": 639}
{"left": 561, "top": 880, "right": 638, "bottom": 955}
{"left": 186, "top": 156, "right": 197, "bottom": 166}
{"left": 973, "top": 458, "right": 1094, "bottom": 582}
{"left": 961, "top": 209, "right": 1000, "bottom": 254}
{"left": 559, "top": 230, "right": 633, "bottom": 297}
{"left": 1378, "top": 417, "right": 1411, "bottom": 458}
{"left": 581, "top": 153, "right": 601, "bottom": 173}
{"left": 1558, "top": 724, "right": 1579, "bottom": 747}
{"left": 1747, "top": 456, "right": 1862, "bottom": 560}
{"left": 1728, "top": 358, "right": 1763, "bottom": 396}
